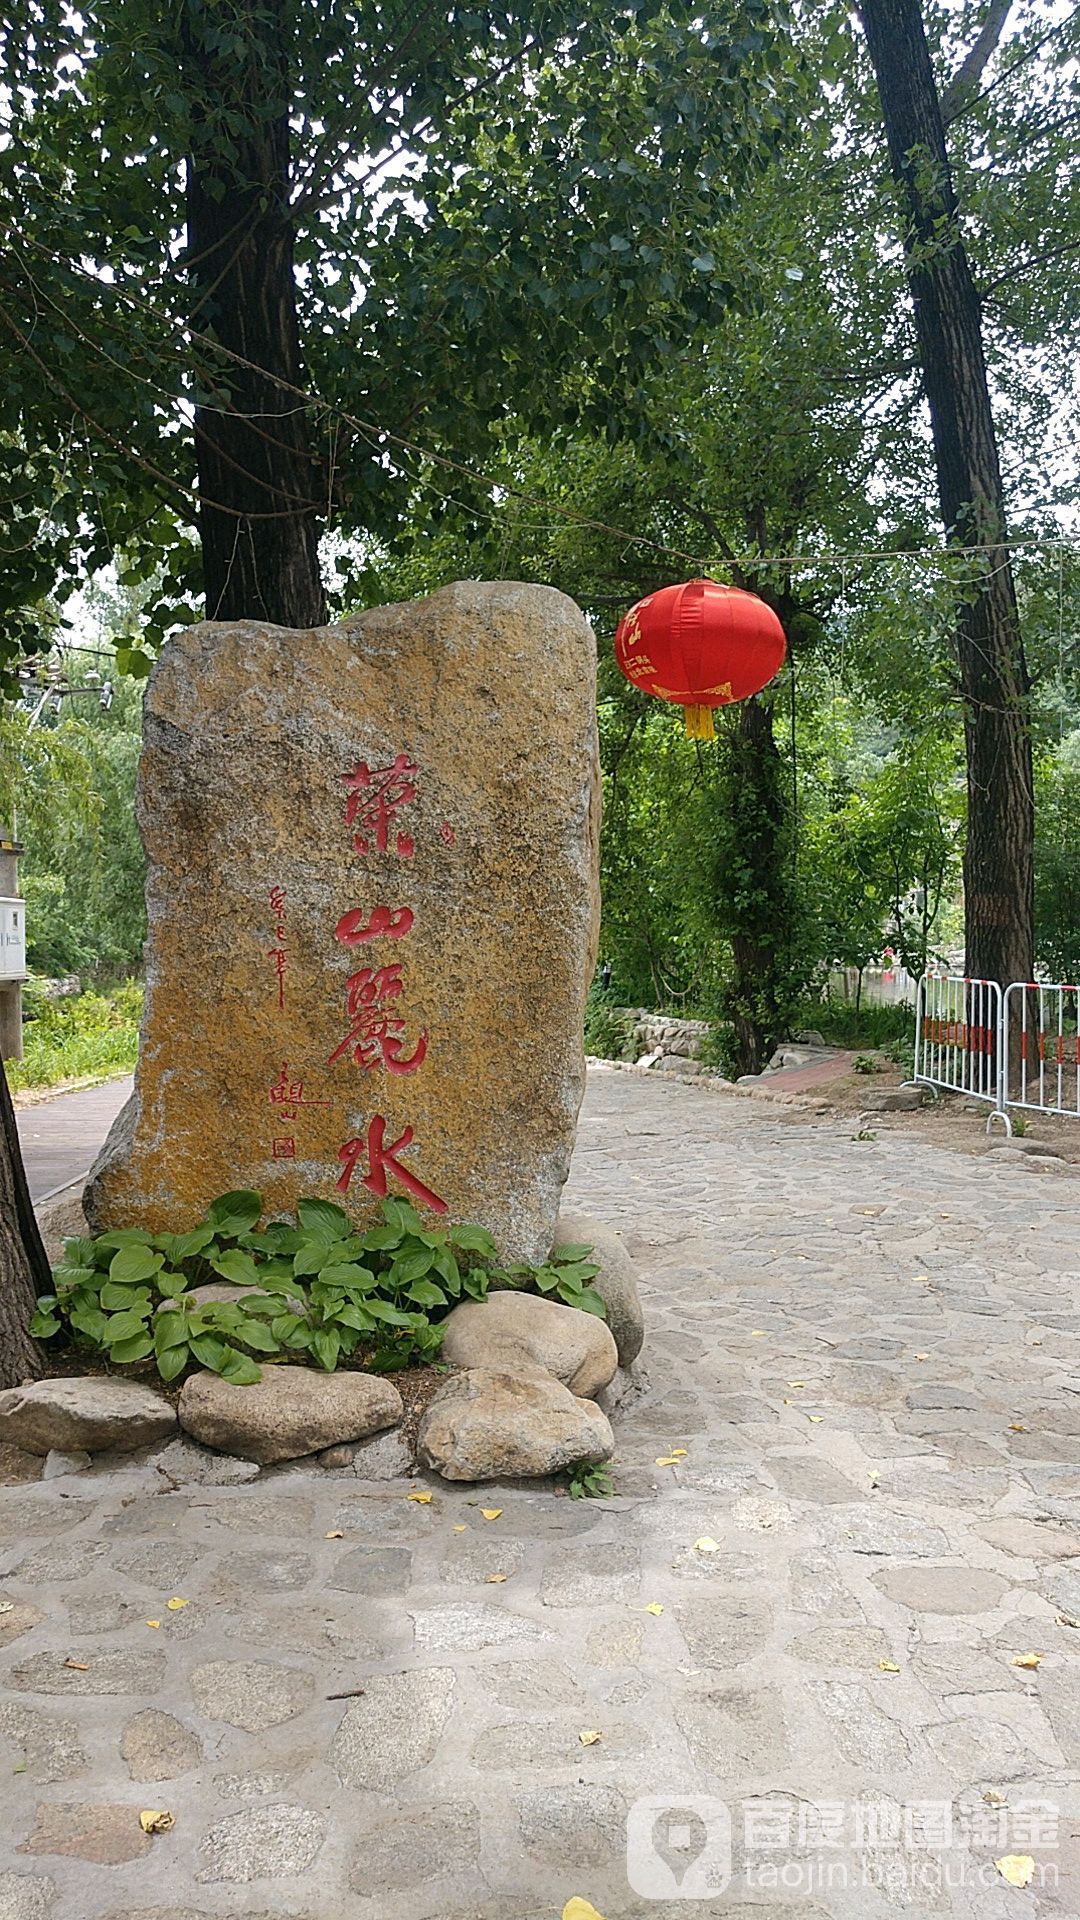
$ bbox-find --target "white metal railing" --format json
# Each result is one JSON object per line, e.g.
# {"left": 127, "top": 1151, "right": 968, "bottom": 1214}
{"left": 1002, "top": 981, "right": 1080, "bottom": 1120}
{"left": 913, "top": 973, "right": 1004, "bottom": 1113}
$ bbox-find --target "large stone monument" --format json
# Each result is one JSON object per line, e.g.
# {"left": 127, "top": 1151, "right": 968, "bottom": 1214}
{"left": 86, "top": 582, "right": 600, "bottom": 1264}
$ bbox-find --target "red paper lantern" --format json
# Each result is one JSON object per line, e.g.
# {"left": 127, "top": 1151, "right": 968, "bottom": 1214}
{"left": 614, "top": 578, "right": 787, "bottom": 739}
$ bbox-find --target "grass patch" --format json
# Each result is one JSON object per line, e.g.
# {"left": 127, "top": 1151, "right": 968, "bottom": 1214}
{"left": 8, "top": 981, "right": 142, "bottom": 1092}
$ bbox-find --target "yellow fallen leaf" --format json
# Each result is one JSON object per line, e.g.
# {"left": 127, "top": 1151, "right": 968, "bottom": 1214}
{"left": 486, "top": 1572, "right": 508, "bottom": 1584}
{"left": 145, "top": 1620, "right": 161, "bottom": 1630}
{"left": 994, "top": 1854, "right": 1034, "bottom": 1889}
{"left": 1012, "top": 1651, "right": 1043, "bottom": 1669}
{"left": 787, "top": 1380, "right": 805, "bottom": 1389}
{"left": 782, "top": 1398, "right": 791, "bottom": 1406}
{"left": 563, "top": 1902, "right": 607, "bottom": 1920}
{"left": 670, "top": 1448, "right": 688, "bottom": 1458}
{"left": 1057, "top": 1610, "right": 1080, "bottom": 1629}
{"left": 139, "top": 1809, "right": 175, "bottom": 1834}
{"left": 64, "top": 1659, "right": 89, "bottom": 1671}
{"left": 481, "top": 1508, "right": 502, "bottom": 1521}
{"left": 452, "top": 1524, "right": 467, "bottom": 1533}
{"left": 984, "top": 1790, "right": 1006, "bottom": 1807}
{"left": 694, "top": 1537, "right": 721, "bottom": 1553}
{"left": 325, "top": 1530, "right": 344, "bottom": 1539}
{"left": 0, "top": 1602, "right": 14, "bottom": 1615}
{"left": 868, "top": 1472, "right": 879, "bottom": 1488}
{"left": 914, "top": 1352, "right": 928, "bottom": 1361}
{"left": 165, "top": 1598, "right": 188, "bottom": 1612}
{"left": 911, "top": 1275, "right": 929, "bottom": 1282}
{"left": 655, "top": 1455, "right": 682, "bottom": 1467}
{"left": 807, "top": 1415, "right": 823, "bottom": 1424}
{"left": 645, "top": 1602, "right": 664, "bottom": 1616}
{"left": 408, "top": 1492, "right": 433, "bottom": 1505}
{"left": 1009, "top": 1423, "right": 1027, "bottom": 1433}
{"left": 750, "top": 1329, "right": 767, "bottom": 1337}
{"left": 879, "top": 1659, "right": 901, "bottom": 1673}
{"left": 578, "top": 1728, "right": 602, "bottom": 1745}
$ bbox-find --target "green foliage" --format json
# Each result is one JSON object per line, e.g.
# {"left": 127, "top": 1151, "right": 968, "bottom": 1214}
{"left": 1035, "top": 732, "right": 1080, "bottom": 984}
{"left": 488, "top": 1242, "right": 608, "bottom": 1319}
{"left": 567, "top": 1462, "right": 614, "bottom": 1499}
{"left": 8, "top": 982, "right": 141, "bottom": 1091}
{"left": 583, "top": 987, "right": 634, "bottom": 1061}
{"left": 32, "top": 1193, "right": 603, "bottom": 1382}
{"left": 852, "top": 1053, "right": 882, "bottom": 1075}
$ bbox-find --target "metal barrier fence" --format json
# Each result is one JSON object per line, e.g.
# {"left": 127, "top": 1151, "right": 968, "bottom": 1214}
{"left": 914, "top": 974, "right": 1004, "bottom": 1115}
{"left": 1002, "top": 982, "right": 1080, "bottom": 1119}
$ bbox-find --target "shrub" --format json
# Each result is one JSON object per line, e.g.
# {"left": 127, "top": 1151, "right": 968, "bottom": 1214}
{"left": 32, "top": 1191, "right": 602, "bottom": 1384}
{"left": 583, "top": 987, "right": 634, "bottom": 1060}
{"left": 9, "top": 981, "right": 142, "bottom": 1092}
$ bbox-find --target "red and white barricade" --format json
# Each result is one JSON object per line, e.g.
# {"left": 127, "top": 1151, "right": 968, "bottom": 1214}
{"left": 913, "top": 974, "right": 1004, "bottom": 1117}
{"left": 1002, "top": 982, "right": 1080, "bottom": 1120}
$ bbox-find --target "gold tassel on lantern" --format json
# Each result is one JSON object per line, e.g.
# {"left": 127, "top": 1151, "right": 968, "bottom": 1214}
{"left": 683, "top": 703, "right": 715, "bottom": 741}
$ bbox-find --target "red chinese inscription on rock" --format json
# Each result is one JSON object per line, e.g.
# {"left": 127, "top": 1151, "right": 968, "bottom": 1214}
{"left": 327, "top": 964, "right": 428, "bottom": 1075}
{"left": 268, "top": 1062, "right": 332, "bottom": 1121}
{"left": 336, "top": 1114, "right": 447, "bottom": 1213}
{"left": 342, "top": 752, "right": 417, "bottom": 858}
{"left": 334, "top": 904, "right": 414, "bottom": 946}
{"left": 268, "top": 885, "right": 288, "bottom": 1008}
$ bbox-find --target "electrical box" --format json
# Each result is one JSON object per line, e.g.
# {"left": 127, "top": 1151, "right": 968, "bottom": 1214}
{"left": 0, "top": 897, "right": 26, "bottom": 982}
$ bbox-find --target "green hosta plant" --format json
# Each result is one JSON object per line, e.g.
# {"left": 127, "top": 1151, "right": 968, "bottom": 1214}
{"left": 31, "top": 1191, "right": 602, "bottom": 1384}
{"left": 488, "top": 1241, "right": 607, "bottom": 1318}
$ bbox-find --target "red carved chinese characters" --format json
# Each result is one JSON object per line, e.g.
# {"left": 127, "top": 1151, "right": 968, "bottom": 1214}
{"left": 272, "top": 1136, "right": 296, "bottom": 1160}
{"left": 327, "top": 963, "right": 428, "bottom": 1075}
{"left": 342, "top": 752, "right": 418, "bottom": 857}
{"left": 268, "top": 885, "right": 287, "bottom": 1008}
{"left": 334, "top": 904, "right": 414, "bottom": 946}
{"left": 269, "top": 1062, "right": 331, "bottom": 1120}
{"left": 336, "top": 1115, "right": 447, "bottom": 1212}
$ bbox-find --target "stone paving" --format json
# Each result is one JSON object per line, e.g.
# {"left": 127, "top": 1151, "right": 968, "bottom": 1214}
{"left": 4, "top": 1067, "right": 1080, "bottom": 1918}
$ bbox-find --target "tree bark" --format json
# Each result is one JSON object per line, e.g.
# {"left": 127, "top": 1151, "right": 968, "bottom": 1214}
{"left": 722, "top": 692, "right": 792, "bottom": 1076}
{"left": 0, "top": 1052, "right": 47, "bottom": 1391}
{"left": 181, "top": 0, "right": 327, "bottom": 628}
{"left": 859, "top": 0, "right": 1035, "bottom": 988}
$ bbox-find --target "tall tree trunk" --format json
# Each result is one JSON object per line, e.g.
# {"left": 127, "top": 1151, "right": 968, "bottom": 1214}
{"left": 0, "top": 1053, "right": 47, "bottom": 1391}
{"left": 720, "top": 692, "right": 793, "bottom": 1076}
{"left": 859, "top": 0, "right": 1035, "bottom": 988}
{"left": 181, "top": 0, "right": 327, "bottom": 627}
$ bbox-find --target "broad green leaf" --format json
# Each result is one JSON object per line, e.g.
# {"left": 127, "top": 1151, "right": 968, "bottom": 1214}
{"left": 62, "top": 1237, "right": 98, "bottom": 1267}
{"left": 450, "top": 1223, "right": 499, "bottom": 1255}
{"left": 310, "top": 1329, "right": 341, "bottom": 1371}
{"left": 297, "top": 1197, "right": 352, "bottom": 1241}
{"left": 103, "top": 1307, "right": 153, "bottom": 1340}
{"left": 552, "top": 1243, "right": 595, "bottom": 1262}
{"left": 157, "top": 1343, "right": 189, "bottom": 1382}
{"left": 190, "top": 1333, "right": 228, "bottom": 1371}
{"left": 382, "top": 1197, "right": 423, "bottom": 1234}
{"left": 207, "top": 1189, "right": 263, "bottom": 1236}
{"left": 156, "top": 1224, "right": 216, "bottom": 1263}
{"left": 109, "top": 1243, "right": 163, "bottom": 1285}
{"left": 335, "top": 1303, "right": 376, "bottom": 1331}
{"left": 210, "top": 1248, "right": 261, "bottom": 1288}
{"left": 52, "top": 1265, "right": 96, "bottom": 1292}
{"left": 156, "top": 1269, "right": 189, "bottom": 1299}
{"left": 293, "top": 1244, "right": 329, "bottom": 1278}
{"left": 233, "top": 1317, "right": 279, "bottom": 1352}
{"left": 271, "top": 1313, "right": 304, "bottom": 1340}
{"left": 155, "top": 1311, "right": 189, "bottom": 1352}
{"left": 574, "top": 1288, "right": 609, "bottom": 1318}
{"left": 100, "top": 1282, "right": 153, "bottom": 1312}
{"left": 219, "top": 1349, "right": 262, "bottom": 1385}
{"left": 95, "top": 1229, "right": 155, "bottom": 1250}
{"left": 69, "top": 1304, "right": 110, "bottom": 1343}
{"left": 391, "top": 1246, "right": 435, "bottom": 1286}
{"left": 407, "top": 1278, "right": 446, "bottom": 1307}
{"left": 29, "top": 1311, "right": 61, "bottom": 1338}
{"left": 362, "top": 1299, "right": 414, "bottom": 1325}
{"left": 319, "top": 1262, "right": 377, "bottom": 1288}
{"left": 108, "top": 1331, "right": 155, "bottom": 1363}
{"left": 358, "top": 1225, "right": 402, "bottom": 1251}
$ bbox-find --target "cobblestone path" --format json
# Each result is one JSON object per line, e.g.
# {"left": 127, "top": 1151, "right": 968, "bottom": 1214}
{"left": 3, "top": 1067, "right": 1080, "bottom": 1919}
